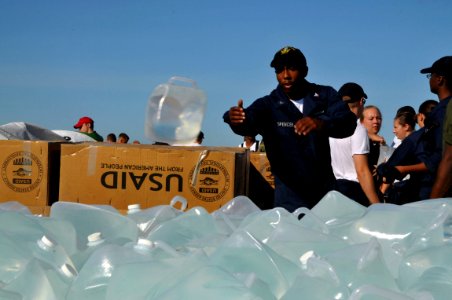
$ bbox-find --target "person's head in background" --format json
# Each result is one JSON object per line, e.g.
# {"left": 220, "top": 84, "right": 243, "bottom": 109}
{"left": 74, "top": 116, "right": 95, "bottom": 133}
{"left": 244, "top": 135, "right": 257, "bottom": 146}
{"left": 106, "top": 133, "right": 116, "bottom": 143}
{"left": 337, "top": 82, "right": 368, "bottom": 118}
{"left": 360, "top": 105, "right": 385, "bottom": 143}
{"left": 393, "top": 108, "right": 417, "bottom": 142}
{"left": 417, "top": 99, "right": 438, "bottom": 128}
{"left": 421, "top": 56, "right": 452, "bottom": 97}
{"left": 117, "top": 132, "right": 129, "bottom": 144}
{"left": 195, "top": 131, "right": 204, "bottom": 145}
{"left": 361, "top": 105, "right": 383, "bottom": 134}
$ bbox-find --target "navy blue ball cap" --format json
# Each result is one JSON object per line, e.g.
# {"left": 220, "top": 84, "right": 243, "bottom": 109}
{"left": 270, "top": 46, "right": 307, "bottom": 69}
{"left": 420, "top": 56, "right": 452, "bottom": 77}
{"left": 338, "top": 82, "right": 367, "bottom": 102}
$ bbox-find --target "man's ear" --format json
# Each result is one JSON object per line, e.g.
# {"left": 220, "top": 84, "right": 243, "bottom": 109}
{"left": 300, "top": 66, "right": 308, "bottom": 78}
{"left": 438, "top": 75, "right": 446, "bottom": 87}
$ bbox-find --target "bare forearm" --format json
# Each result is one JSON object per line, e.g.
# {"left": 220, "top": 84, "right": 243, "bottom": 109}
{"left": 430, "top": 145, "right": 452, "bottom": 198}
{"left": 357, "top": 171, "right": 380, "bottom": 204}
{"left": 396, "top": 162, "right": 428, "bottom": 176}
{"left": 354, "top": 154, "right": 380, "bottom": 204}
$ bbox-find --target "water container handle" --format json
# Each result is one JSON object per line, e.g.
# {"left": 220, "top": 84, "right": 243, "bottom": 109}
{"left": 217, "top": 211, "right": 237, "bottom": 232}
{"left": 304, "top": 255, "right": 340, "bottom": 286}
{"left": 191, "top": 150, "right": 209, "bottom": 187}
{"left": 293, "top": 207, "right": 329, "bottom": 235}
{"left": 357, "top": 237, "right": 380, "bottom": 271}
{"left": 153, "top": 240, "right": 182, "bottom": 258}
{"left": 349, "top": 284, "right": 426, "bottom": 300}
{"left": 170, "top": 195, "right": 188, "bottom": 211}
{"left": 168, "top": 76, "right": 198, "bottom": 88}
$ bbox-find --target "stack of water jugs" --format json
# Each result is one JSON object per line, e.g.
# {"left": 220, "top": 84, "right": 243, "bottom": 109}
{"left": 0, "top": 192, "right": 451, "bottom": 299}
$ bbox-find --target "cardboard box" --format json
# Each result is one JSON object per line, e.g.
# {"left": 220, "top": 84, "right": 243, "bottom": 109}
{"left": 248, "top": 152, "right": 274, "bottom": 210}
{"left": 28, "top": 205, "right": 51, "bottom": 216}
{"left": 0, "top": 140, "right": 61, "bottom": 206}
{"left": 250, "top": 152, "right": 274, "bottom": 189}
{"left": 59, "top": 143, "right": 249, "bottom": 212}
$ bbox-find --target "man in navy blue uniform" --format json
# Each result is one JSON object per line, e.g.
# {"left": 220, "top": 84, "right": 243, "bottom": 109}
{"left": 223, "top": 46, "right": 356, "bottom": 211}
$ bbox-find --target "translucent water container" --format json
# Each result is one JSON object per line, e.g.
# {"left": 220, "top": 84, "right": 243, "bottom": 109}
{"left": 29, "top": 235, "right": 78, "bottom": 278}
{"left": 126, "top": 196, "right": 186, "bottom": 237}
{"left": 66, "top": 239, "right": 162, "bottom": 300}
{"left": 145, "top": 76, "right": 207, "bottom": 144}
{"left": 0, "top": 231, "right": 33, "bottom": 284}
{"left": 70, "top": 232, "right": 107, "bottom": 271}
{"left": 50, "top": 202, "right": 139, "bottom": 250}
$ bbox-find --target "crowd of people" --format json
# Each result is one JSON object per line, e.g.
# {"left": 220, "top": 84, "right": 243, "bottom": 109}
{"left": 224, "top": 46, "right": 452, "bottom": 212}
{"left": 69, "top": 46, "right": 451, "bottom": 213}
{"left": 72, "top": 116, "right": 204, "bottom": 147}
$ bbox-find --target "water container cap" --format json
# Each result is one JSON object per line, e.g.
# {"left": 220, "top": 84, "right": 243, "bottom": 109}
{"left": 61, "top": 263, "right": 78, "bottom": 278}
{"left": 128, "top": 204, "right": 141, "bottom": 214}
{"left": 37, "top": 235, "right": 56, "bottom": 250}
{"left": 134, "top": 238, "right": 154, "bottom": 253}
{"left": 137, "top": 238, "right": 153, "bottom": 248}
{"left": 299, "top": 250, "right": 316, "bottom": 266}
{"left": 87, "top": 232, "right": 105, "bottom": 247}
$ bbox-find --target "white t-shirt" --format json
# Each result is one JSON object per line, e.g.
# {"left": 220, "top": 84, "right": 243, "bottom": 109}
{"left": 329, "top": 120, "right": 370, "bottom": 182}
{"left": 391, "top": 136, "right": 402, "bottom": 149}
{"left": 290, "top": 98, "right": 304, "bottom": 113}
{"left": 239, "top": 141, "right": 259, "bottom": 151}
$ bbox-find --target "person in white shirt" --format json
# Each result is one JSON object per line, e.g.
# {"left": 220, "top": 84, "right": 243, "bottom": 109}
{"left": 329, "top": 83, "right": 381, "bottom": 206}
{"left": 238, "top": 135, "right": 260, "bottom": 151}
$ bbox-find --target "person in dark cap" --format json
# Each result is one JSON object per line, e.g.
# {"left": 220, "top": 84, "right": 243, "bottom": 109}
{"left": 428, "top": 56, "right": 452, "bottom": 198}
{"left": 377, "top": 56, "right": 452, "bottom": 202}
{"left": 329, "top": 82, "right": 381, "bottom": 206}
{"left": 73, "top": 116, "right": 104, "bottom": 142}
{"left": 223, "top": 46, "right": 357, "bottom": 211}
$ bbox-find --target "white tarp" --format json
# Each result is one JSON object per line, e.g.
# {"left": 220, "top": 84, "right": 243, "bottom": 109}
{"left": 0, "top": 122, "right": 66, "bottom": 141}
{"left": 51, "top": 130, "right": 96, "bottom": 142}
{"left": 0, "top": 122, "right": 96, "bottom": 142}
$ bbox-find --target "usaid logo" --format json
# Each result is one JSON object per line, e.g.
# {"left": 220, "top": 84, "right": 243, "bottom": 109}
{"left": 188, "top": 160, "right": 230, "bottom": 203}
{"left": 1, "top": 151, "right": 44, "bottom": 193}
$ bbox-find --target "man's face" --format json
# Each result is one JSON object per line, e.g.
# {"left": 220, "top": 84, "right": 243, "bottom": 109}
{"left": 79, "top": 123, "right": 89, "bottom": 133}
{"left": 343, "top": 96, "right": 365, "bottom": 118}
{"left": 393, "top": 118, "right": 409, "bottom": 140}
{"left": 429, "top": 73, "right": 440, "bottom": 94}
{"left": 275, "top": 66, "right": 302, "bottom": 96}
{"left": 118, "top": 137, "right": 128, "bottom": 144}
{"left": 362, "top": 108, "right": 382, "bottom": 134}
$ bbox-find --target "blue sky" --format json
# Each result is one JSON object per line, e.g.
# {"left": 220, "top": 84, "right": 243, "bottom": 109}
{"left": 1, "top": 0, "right": 451, "bottom": 146}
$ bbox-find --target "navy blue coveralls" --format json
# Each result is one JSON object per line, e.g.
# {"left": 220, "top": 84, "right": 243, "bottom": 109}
{"left": 378, "top": 96, "right": 451, "bottom": 203}
{"left": 223, "top": 83, "right": 357, "bottom": 211}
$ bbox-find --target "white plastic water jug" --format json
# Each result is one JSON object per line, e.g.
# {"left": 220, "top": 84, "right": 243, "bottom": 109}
{"left": 145, "top": 76, "right": 207, "bottom": 144}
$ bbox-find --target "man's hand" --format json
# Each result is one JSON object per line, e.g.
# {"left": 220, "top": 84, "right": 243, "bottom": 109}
{"left": 376, "top": 163, "right": 402, "bottom": 184}
{"left": 228, "top": 99, "right": 245, "bottom": 125}
{"left": 368, "top": 133, "right": 386, "bottom": 145}
{"left": 294, "top": 117, "right": 324, "bottom": 136}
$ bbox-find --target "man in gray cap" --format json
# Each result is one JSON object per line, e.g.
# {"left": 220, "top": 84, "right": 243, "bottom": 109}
{"left": 223, "top": 46, "right": 357, "bottom": 211}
